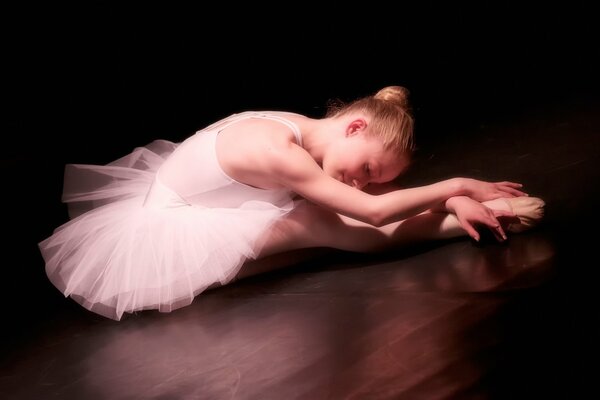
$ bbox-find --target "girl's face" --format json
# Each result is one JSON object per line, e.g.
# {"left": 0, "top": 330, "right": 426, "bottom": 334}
{"left": 323, "top": 131, "right": 409, "bottom": 190}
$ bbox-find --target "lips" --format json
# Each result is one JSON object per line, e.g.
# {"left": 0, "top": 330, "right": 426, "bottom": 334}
{"left": 338, "top": 173, "right": 354, "bottom": 187}
{"left": 341, "top": 174, "right": 349, "bottom": 186}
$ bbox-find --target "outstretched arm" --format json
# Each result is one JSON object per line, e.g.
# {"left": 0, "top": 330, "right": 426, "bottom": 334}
{"left": 270, "top": 144, "right": 524, "bottom": 227}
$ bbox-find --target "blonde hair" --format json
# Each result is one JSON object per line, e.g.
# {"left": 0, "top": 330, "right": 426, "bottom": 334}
{"left": 327, "top": 86, "right": 415, "bottom": 154}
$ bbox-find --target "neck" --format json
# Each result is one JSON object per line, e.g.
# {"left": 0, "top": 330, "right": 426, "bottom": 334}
{"left": 298, "top": 117, "right": 343, "bottom": 165}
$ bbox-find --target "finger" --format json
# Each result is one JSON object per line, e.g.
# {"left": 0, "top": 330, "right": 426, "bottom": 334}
{"left": 484, "top": 215, "right": 507, "bottom": 241}
{"left": 496, "top": 223, "right": 507, "bottom": 241}
{"left": 490, "top": 227, "right": 505, "bottom": 242}
{"left": 500, "top": 187, "right": 529, "bottom": 197}
{"left": 490, "top": 217, "right": 507, "bottom": 241}
{"left": 463, "top": 224, "right": 480, "bottom": 242}
{"left": 496, "top": 181, "right": 524, "bottom": 188}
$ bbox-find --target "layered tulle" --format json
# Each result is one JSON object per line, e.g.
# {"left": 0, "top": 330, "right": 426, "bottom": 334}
{"left": 39, "top": 139, "right": 294, "bottom": 320}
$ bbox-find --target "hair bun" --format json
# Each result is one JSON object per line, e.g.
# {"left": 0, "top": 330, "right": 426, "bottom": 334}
{"left": 374, "top": 86, "right": 410, "bottom": 109}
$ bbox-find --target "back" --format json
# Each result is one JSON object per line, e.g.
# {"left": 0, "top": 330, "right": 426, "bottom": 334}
{"left": 157, "top": 111, "right": 303, "bottom": 208}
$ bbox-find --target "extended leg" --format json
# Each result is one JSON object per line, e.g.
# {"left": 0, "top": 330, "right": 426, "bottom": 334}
{"left": 237, "top": 202, "right": 468, "bottom": 280}
{"left": 237, "top": 197, "right": 544, "bottom": 280}
{"left": 256, "top": 201, "right": 468, "bottom": 257}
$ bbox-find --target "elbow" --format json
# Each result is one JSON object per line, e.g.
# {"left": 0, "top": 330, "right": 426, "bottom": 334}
{"left": 370, "top": 216, "right": 387, "bottom": 228}
{"left": 366, "top": 206, "right": 387, "bottom": 227}
{"left": 348, "top": 194, "right": 388, "bottom": 227}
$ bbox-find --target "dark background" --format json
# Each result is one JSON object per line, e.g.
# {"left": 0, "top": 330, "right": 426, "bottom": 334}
{"left": 3, "top": 3, "right": 599, "bottom": 397}
{"left": 5, "top": 3, "right": 597, "bottom": 210}
{"left": 6, "top": 3, "right": 597, "bottom": 155}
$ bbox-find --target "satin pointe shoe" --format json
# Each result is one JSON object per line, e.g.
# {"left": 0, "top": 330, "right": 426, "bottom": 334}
{"left": 502, "top": 196, "right": 546, "bottom": 233}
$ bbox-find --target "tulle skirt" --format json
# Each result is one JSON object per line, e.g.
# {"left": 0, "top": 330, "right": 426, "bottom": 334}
{"left": 39, "top": 140, "right": 294, "bottom": 320}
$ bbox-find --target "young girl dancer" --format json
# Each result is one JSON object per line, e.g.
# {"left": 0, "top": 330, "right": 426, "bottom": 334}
{"left": 39, "top": 86, "right": 544, "bottom": 320}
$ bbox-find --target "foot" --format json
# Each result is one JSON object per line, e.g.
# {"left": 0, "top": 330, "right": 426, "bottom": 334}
{"left": 487, "top": 197, "right": 546, "bottom": 233}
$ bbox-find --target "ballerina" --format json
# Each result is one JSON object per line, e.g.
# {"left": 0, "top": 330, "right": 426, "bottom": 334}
{"left": 39, "top": 86, "right": 544, "bottom": 320}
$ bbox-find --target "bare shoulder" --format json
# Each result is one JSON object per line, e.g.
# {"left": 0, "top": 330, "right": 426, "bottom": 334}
{"left": 217, "top": 117, "right": 309, "bottom": 189}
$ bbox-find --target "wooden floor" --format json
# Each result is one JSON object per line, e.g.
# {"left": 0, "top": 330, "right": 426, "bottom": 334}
{"left": 2, "top": 94, "right": 598, "bottom": 399}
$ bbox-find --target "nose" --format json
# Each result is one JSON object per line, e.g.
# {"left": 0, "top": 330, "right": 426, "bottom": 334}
{"left": 351, "top": 179, "right": 367, "bottom": 190}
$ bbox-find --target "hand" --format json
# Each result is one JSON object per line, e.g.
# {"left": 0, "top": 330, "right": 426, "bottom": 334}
{"left": 446, "top": 196, "right": 515, "bottom": 242}
{"left": 458, "top": 178, "right": 528, "bottom": 202}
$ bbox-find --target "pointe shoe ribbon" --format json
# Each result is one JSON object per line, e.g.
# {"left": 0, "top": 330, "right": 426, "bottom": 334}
{"left": 503, "top": 197, "right": 545, "bottom": 233}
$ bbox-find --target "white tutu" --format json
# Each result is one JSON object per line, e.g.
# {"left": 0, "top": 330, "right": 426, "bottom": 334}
{"left": 39, "top": 138, "right": 294, "bottom": 320}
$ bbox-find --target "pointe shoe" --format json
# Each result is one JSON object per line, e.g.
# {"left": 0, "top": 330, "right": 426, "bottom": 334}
{"left": 502, "top": 197, "right": 546, "bottom": 233}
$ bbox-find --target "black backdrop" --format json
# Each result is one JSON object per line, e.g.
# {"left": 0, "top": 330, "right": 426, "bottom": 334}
{"left": 6, "top": 3, "right": 598, "bottom": 158}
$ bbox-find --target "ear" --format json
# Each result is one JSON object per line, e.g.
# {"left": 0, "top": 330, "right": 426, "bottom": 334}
{"left": 346, "top": 118, "right": 367, "bottom": 137}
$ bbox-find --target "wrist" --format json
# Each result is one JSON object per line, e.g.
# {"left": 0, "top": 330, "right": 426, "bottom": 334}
{"left": 447, "top": 178, "right": 467, "bottom": 197}
{"left": 445, "top": 195, "right": 470, "bottom": 213}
